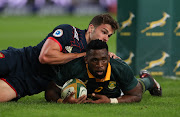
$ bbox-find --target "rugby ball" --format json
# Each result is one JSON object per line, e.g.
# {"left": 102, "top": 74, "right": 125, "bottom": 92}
{"left": 61, "top": 78, "right": 87, "bottom": 99}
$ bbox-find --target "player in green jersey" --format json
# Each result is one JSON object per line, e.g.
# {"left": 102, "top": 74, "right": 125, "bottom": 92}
{"left": 45, "top": 39, "right": 162, "bottom": 104}
{"left": 0, "top": 13, "right": 120, "bottom": 102}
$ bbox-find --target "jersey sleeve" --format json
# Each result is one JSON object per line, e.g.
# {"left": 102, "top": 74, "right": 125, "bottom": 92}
{"left": 111, "top": 59, "right": 138, "bottom": 92}
{"left": 46, "top": 24, "right": 73, "bottom": 51}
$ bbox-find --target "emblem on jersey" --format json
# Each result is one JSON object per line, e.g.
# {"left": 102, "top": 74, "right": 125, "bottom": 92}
{"left": 94, "top": 87, "right": 103, "bottom": 93}
{"left": 73, "top": 26, "right": 79, "bottom": 41}
{"left": 0, "top": 52, "right": 5, "bottom": 58}
{"left": 65, "top": 46, "right": 73, "bottom": 53}
{"left": 108, "top": 81, "right": 116, "bottom": 89}
{"left": 53, "top": 29, "right": 63, "bottom": 37}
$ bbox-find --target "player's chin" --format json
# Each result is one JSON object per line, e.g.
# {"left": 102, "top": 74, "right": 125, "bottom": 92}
{"left": 95, "top": 71, "right": 105, "bottom": 78}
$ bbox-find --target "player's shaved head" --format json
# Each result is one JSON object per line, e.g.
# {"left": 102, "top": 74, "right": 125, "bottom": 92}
{"left": 86, "top": 39, "right": 108, "bottom": 56}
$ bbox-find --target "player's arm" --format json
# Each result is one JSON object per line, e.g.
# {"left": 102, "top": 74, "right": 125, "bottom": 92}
{"left": 116, "top": 82, "right": 142, "bottom": 103}
{"left": 45, "top": 81, "right": 62, "bottom": 102}
{"left": 45, "top": 81, "right": 86, "bottom": 104}
{"left": 84, "top": 82, "right": 142, "bottom": 104}
{"left": 39, "top": 39, "right": 86, "bottom": 64}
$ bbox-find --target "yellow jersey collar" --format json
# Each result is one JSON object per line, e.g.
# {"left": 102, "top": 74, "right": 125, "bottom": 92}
{"left": 86, "top": 63, "right": 111, "bottom": 82}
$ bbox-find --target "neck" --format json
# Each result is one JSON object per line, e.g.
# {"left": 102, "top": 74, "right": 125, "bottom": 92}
{"left": 85, "top": 31, "right": 91, "bottom": 44}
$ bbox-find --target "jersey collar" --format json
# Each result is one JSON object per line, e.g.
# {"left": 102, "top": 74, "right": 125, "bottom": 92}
{"left": 86, "top": 63, "right": 111, "bottom": 82}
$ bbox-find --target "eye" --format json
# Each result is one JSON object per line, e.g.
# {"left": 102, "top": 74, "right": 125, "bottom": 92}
{"left": 92, "top": 59, "right": 98, "bottom": 62}
{"left": 102, "top": 30, "right": 108, "bottom": 34}
{"left": 102, "top": 58, "right": 107, "bottom": 62}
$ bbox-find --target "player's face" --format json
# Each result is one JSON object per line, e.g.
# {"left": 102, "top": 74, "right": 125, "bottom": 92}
{"left": 85, "top": 49, "right": 110, "bottom": 78}
{"left": 89, "top": 24, "right": 114, "bottom": 42}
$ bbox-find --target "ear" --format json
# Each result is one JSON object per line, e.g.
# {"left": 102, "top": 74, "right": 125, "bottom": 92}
{"left": 88, "top": 24, "right": 95, "bottom": 33}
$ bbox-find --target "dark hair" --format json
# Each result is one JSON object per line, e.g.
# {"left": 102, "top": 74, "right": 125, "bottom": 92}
{"left": 86, "top": 39, "right": 108, "bottom": 55}
{"left": 89, "top": 13, "right": 119, "bottom": 31}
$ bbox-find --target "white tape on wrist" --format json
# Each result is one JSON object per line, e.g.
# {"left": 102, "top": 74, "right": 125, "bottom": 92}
{"left": 110, "top": 98, "right": 118, "bottom": 104}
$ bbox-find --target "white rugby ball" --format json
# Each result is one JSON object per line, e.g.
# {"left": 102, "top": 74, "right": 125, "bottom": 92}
{"left": 61, "top": 78, "right": 87, "bottom": 99}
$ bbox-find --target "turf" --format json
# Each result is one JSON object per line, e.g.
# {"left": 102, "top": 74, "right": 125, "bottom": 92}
{"left": 0, "top": 16, "right": 180, "bottom": 117}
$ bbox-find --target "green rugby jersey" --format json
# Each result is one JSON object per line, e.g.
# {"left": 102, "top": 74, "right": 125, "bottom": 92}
{"left": 56, "top": 57, "right": 138, "bottom": 98}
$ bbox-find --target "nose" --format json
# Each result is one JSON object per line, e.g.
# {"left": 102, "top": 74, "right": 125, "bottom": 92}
{"left": 96, "top": 61, "right": 103, "bottom": 68}
{"left": 103, "top": 36, "right": 109, "bottom": 42}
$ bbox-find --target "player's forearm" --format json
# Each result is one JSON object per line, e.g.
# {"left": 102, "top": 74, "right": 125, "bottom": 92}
{"left": 114, "top": 82, "right": 143, "bottom": 103}
{"left": 115, "top": 95, "right": 142, "bottom": 103}
{"left": 39, "top": 39, "right": 86, "bottom": 64}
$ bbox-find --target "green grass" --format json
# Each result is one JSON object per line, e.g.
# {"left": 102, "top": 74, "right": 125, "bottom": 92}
{"left": 0, "top": 16, "right": 180, "bottom": 117}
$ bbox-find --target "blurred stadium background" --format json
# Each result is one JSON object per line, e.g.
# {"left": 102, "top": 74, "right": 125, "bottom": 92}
{"left": 0, "top": 1, "right": 180, "bottom": 117}
{"left": 0, "top": 0, "right": 117, "bottom": 16}
{"left": 0, "top": 0, "right": 118, "bottom": 61}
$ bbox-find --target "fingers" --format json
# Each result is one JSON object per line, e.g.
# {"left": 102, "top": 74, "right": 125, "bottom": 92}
{"left": 62, "top": 91, "right": 75, "bottom": 103}
{"left": 84, "top": 99, "right": 94, "bottom": 103}
{"left": 77, "top": 95, "right": 87, "bottom": 104}
{"left": 108, "top": 52, "right": 121, "bottom": 59}
{"left": 111, "top": 54, "right": 121, "bottom": 59}
{"left": 63, "top": 91, "right": 87, "bottom": 104}
{"left": 114, "top": 56, "right": 121, "bottom": 59}
{"left": 84, "top": 93, "right": 100, "bottom": 104}
{"left": 69, "top": 91, "right": 75, "bottom": 97}
{"left": 84, "top": 93, "right": 110, "bottom": 104}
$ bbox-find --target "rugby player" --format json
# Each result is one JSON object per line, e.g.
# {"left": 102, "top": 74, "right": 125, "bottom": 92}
{"left": 45, "top": 40, "right": 162, "bottom": 104}
{"left": 0, "top": 14, "right": 119, "bottom": 102}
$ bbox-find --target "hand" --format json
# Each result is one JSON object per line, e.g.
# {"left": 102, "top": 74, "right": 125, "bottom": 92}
{"left": 84, "top": 93, "right": 110, "bottom": 104}
{"left": 63, "top": 91, "right": 87, "bottom": 104}
{"left": 108, "top": 52, "right": 121, "bottom": 59}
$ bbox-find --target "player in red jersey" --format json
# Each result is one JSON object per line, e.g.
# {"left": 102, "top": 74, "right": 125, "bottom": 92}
{"left": 0, "top": 14, "right": 119, "bottom": 102}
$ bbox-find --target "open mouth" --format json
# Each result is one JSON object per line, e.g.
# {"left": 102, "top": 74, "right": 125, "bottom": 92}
{"left": 96, "top": 71, "right": 104, "bottom": 75}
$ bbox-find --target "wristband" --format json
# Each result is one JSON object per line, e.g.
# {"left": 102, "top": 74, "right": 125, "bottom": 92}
{"left": 110, "top": 98, "right": 118, "bottom": 104}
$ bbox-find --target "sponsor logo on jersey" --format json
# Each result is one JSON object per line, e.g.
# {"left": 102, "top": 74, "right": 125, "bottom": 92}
{"left": 65, "top": 46, "right": 73, "bottom": 53}
{"left": 53, "top": 29, "right": 63, "bottom": 37}
{"left": 0, "top": 52, "right": 5, "bottom": 58}
{"left": 94, "top": 87, "right": 103, "bottom": 93}
{"left": 108, "top": 81, "right": 116, "bottom": 89}
{"left": 73, "top": 26, "right": 79, "bottom": 41}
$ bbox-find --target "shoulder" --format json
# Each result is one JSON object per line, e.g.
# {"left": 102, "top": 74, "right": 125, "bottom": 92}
{"left": 110, "top": 58, "right": 135, "bottom": 80}
{"left": 51, "top": 24, "right": 74, "bottom": 38}
{"left": 110, "top": 58, "right": 138, "bottom": 91}
{"left": 110, "top": 58, "right": 131, "bottom": 70}
{"left": 54, "top": 24, "right": 74, "bottom": 31}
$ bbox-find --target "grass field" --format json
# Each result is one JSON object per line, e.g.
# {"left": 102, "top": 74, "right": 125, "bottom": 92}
{"left": 0, "top": 16, "right": 180, "bottom": 117}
